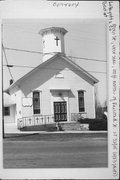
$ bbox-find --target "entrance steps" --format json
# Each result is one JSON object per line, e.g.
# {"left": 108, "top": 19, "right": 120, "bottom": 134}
{"left": 20, "top": 123, "right": 57, "bottom": 132}
{"left": 19, "top": 122, "right": 89, "bottom": 132}
{"left": 59, "top": 122, "right": 89, "bottom": 131}
{"left": 4, "top": 122, "right": 89, "bottom": 133}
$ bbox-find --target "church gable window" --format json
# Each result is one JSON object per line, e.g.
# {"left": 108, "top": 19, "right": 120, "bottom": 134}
{"left": 33, "top": 91, "right": 40, "bottom": 114}
{"left": 78, "top": 91, "right": 85, "bottom": 112}
{"left": 55, "top": 72, "right": 64, "bottom": 78}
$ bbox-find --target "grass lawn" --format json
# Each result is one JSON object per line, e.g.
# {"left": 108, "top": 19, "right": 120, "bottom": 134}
{"left": 3, "top": 133, "right": 108, "bottom": 168}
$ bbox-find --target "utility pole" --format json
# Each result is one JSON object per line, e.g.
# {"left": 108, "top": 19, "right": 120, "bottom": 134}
{"left": 1, "top": 23, "right": 5, "bottom": 138}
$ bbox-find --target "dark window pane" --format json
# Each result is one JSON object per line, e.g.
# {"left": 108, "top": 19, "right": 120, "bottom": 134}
{"left": 4, "top": 107, "right": 10, "bottom": 116}
{"left": 33, "top": 92, "right": 40, "bottom": 114}
{"left": 78, "top": 91, "right": 85, "bottom": 112}
{"left": 34, "top": 109, "right": 40, "bottom": 114}
{"left": 79, "top": 107, "right": 85, "bottom": 112}
{"left": 78, "top": 91, "right": 84, "bottom": 97}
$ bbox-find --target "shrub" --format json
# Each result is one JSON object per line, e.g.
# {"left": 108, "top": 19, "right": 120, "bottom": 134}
{"left": 78, "top": 118, "right": 107, "bottom": 131}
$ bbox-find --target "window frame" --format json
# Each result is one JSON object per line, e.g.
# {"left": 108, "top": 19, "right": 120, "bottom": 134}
{"left": 32, "top": 91, "right": 41, "bottom": 115}
{"left": 4, "top": 106, "right": 10, "bottom": 116}
{"left": 78, "top": 90, "right": 86, "bottom": 113}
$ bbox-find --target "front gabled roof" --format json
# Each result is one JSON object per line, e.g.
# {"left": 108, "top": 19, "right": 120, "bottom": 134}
{"left": 5, "top": 53, "right": 99, "bottom": 92}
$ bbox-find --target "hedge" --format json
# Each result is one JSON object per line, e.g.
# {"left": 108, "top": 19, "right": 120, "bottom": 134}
{"left": 78, "top": 118, "right": 107, "bottom": 131}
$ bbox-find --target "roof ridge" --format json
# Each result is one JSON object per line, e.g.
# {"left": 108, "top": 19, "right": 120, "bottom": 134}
{"left": 62, "top": 55, "right": 99, "bottom": 83}
{"left": 5, "top": 53, "right": 99, "bottom": 93}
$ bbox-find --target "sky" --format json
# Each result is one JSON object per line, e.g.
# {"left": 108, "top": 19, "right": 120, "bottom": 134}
{"left": 2, "top": 19, "right": 107, "bottom": 106}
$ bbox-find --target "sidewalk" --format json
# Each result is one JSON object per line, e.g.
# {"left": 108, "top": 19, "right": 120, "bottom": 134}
{"left": 4, "top": 123, "right": 107, "bottom": 134}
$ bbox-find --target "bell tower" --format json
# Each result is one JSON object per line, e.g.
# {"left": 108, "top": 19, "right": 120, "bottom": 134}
{"left": 39, "top": 27, "right": 68, "bottom": 62}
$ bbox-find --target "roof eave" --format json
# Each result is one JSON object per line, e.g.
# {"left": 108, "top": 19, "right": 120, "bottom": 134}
{"left": 4, "top": 53, "right": 59, "bottom": 92}
{"left": 5, "top": 53, "right": 99, "bottom": 92}
{"left": 62, "top": 55, "right": 99, "bottom": 84}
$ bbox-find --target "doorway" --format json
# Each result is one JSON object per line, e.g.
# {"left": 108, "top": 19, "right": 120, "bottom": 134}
{"left": 54, "top": 101, "right": 67, "bottom": 122}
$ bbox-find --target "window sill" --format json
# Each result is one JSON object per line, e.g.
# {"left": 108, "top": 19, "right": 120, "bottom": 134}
{"left": 78, "top": 112, "right": 87, "bottom": 114}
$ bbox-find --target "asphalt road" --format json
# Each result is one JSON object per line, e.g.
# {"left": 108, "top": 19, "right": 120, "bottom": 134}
{"left": 3, "top": 133, "right": 108, "bottom": 168}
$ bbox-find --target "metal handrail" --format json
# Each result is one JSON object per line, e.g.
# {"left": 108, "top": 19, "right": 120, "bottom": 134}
{"left": 17, "top": 114, "right": 55, "bottom": 129}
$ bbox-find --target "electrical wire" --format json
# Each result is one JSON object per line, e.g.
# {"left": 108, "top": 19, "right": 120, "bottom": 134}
{"left": 3, "top": 64, "right": 35, "bottom": 68}
{"left": 4, "top": 24, "right": 105, "bottom": 36}
{"left": 3, "top": 64, "right": 107, "bottom": 74}
{"left": 2, "top": 45, "right": 15, "bottom": 81}
{"left": 3, "top": 45, "right": 107, "bottom": 74}
{"left": 67, "top": 56, "right": 106, "bottom": 62}
{"left": 4, "top": 46, "right": 106, "bottom": 63}
{"left": 2, "top": 44, "right": 107, "bottom": 89}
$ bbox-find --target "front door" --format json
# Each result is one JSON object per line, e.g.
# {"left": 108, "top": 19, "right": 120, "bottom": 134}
{"left": 54, "top": 101, "right": 67, "bottom": 122}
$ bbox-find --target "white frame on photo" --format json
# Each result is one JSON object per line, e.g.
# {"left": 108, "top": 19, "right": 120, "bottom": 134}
{"left": 0, "top": 1, "right": 119, "bottom": 179}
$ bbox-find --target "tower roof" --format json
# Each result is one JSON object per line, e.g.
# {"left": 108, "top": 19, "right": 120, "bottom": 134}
{"left": 39, "top": 27, "right": 68, "bottom": 36}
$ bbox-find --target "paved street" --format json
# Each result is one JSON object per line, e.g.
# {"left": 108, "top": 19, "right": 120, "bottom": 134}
{"left": 3, "top": 133, "right": 108, "bottom": 168}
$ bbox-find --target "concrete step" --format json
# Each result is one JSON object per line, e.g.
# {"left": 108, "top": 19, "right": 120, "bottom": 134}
{"left": 59, "top": 122, "right": 89, "bottom": 131}
{"left": 20, "top": 124, "right": 57, "bottom": 132}
{"left": 20, "top": 122, "right": 89, "bottom": 131}
{"left": 4, "top": 122, "right": 89, "bottom": 133}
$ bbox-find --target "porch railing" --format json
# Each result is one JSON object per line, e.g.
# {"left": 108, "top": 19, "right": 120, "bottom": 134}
{"left": 17, "top": 115, "right": 55, "bottom": 129}
{"left": 17, "top": 113, "right": 85, "bottom": 129}
{"left": 71, "top": 113, "right": 86, "bottom": 121}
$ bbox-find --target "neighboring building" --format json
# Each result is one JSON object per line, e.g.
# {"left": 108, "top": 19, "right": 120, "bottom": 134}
{"left": 4, "top": 27, "right": 99, "bottom": 129}
{"left": 3, "top": 92, "right": 16, "bottom": 123}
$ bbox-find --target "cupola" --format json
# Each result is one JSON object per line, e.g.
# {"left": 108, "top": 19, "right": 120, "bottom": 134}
{"left": 39, "top": 27, "right": 68, "bottom": 62}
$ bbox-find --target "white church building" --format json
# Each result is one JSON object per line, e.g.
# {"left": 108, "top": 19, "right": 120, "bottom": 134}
{"left": 4, "top": 27, "right": 99, "bottom": 130}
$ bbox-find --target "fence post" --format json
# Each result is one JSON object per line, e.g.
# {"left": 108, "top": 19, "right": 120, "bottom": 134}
{"left": 17, "top": 119, "right": 19, "bottom": 129}
{"left": 44, "top": 115, "right": 46, "bottom": 126}
{"left": 34, "top": 116, "right": 35, "bottom": 126}
{"left": 23, "top": 118, "right": 25, "bottom": 127}
{"left": 47, "top": 115, "right": 49, "bottom": 123}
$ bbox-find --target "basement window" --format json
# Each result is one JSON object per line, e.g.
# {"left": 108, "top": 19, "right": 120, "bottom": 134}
{"left": 4, "top": 107, "right": 10, "bottom": 116}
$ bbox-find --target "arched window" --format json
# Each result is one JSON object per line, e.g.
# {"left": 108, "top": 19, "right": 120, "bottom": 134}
{"left": 78, "top": 91, "right": 85, "bottom": 112}
{"left": 33, "top": 91, "right": 40, "bottom": 114}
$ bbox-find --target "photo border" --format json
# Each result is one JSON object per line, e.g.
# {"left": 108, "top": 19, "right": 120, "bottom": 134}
{"left": 0, "top": 1, "right": 119, "bottom": 179}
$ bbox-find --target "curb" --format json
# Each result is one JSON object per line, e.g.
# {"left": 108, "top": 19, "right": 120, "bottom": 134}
{"left": 5, "top": 131, "right": 108, "bottom": 135}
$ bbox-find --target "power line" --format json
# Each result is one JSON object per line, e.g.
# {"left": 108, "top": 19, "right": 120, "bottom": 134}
{"left": 67, "top": 34, "right": 105, "bottom": 44}
{"left": 4, "top": 25, "right": 41, "bottom": 36}
{"left": 4, "top": 27, "right": 104, "bottom": 45}
{"left": 2, "top": 46, "right": 20, "bottom": 88}
{"left": 68, "top": 56, "right": 106, "bottom": 63}
{"left": 4, "top": 46, "right": 106, "bottom": 63}
{"left": 4, "top": 47, "right": 43, "bottom": 55}
{"left": 88, "top": 71, "right": 106, "bottom": 74}
{"left": 4, "top": 24, "right": 105, "bottom": 36}
{"left": 3, "top": 64, "right": 35, "bottom": 68}
{"left": 68, "top": 37, "right": 105, "bottom": 46}
{"left": 2, "top": 44, "right": 107, "bottom": 84}
{"left": 4, "top": 26, "right": 40, "bottom": 36}
{"left": 4, "top": 25, "right": 105, "bottom": 48}
{"left": 3, "top": 64, "right": 107, "bottom": 74}
{"left": 2, "top": 45, "right": 15, "bottom": 81}
{"left": 4, "top": 46, "right": 56, "bottom": 56}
